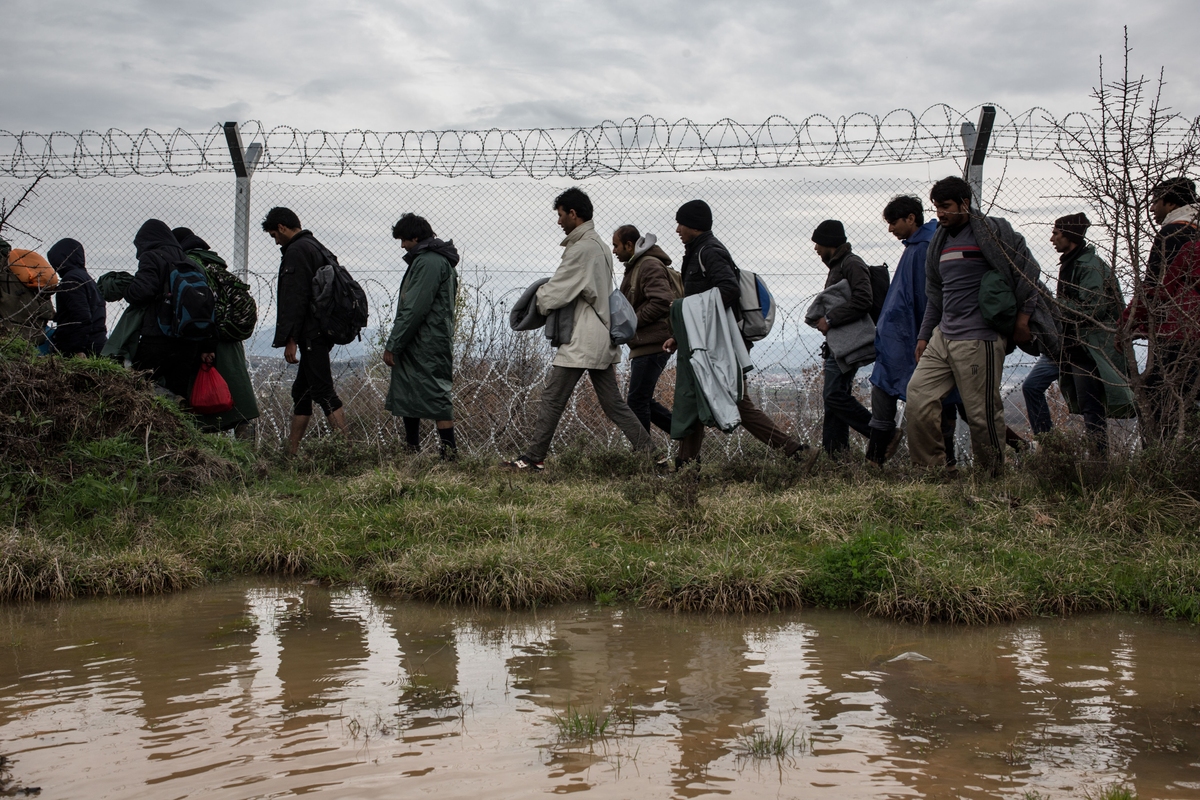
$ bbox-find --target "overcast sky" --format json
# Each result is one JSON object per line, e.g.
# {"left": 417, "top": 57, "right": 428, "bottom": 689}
{"left": 2, "top": 0, "right": 1198, "bottom": 134}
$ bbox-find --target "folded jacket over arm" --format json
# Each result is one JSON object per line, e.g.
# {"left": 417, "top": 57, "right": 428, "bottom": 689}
{"left": 806, "top": 279, "right": 877, "bottom": 372}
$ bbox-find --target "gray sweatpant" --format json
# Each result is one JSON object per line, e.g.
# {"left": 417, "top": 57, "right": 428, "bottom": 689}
{"left": 525, "top": 365, "right": 652, "bottom": 462}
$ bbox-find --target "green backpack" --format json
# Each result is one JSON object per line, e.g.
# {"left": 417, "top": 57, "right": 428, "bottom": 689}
{"left": 186, "top": 250, "right": 258, "bottom": 342}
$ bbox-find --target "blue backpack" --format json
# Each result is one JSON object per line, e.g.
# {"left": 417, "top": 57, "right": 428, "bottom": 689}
{"left": 157, "top": 259, "right": 216, "bottom": 340}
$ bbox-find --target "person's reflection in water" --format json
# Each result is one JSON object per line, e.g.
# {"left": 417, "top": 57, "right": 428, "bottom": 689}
{"left": 667, "top": 620, "right": 770, "bottom": 797}
{"left": 503, "top": 608, "right": 769, "bottom": 795}
{"left": 388, "top": 604, "right": 461, "bottom": 730}
{"left": 274, "top": 587, "right": 370, "bottom": 721}
{"left": 127, "top": 588, "right": 259, "bottom": 745}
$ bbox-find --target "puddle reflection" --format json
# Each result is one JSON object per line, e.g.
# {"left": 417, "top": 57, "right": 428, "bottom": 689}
{"left": 1, "top": 581, "right": 1198, "bottom": 798}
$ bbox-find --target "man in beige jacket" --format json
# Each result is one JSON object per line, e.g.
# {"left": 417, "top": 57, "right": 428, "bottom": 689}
{"left": 503, "top": 188, "right": 653, "bottom": 471}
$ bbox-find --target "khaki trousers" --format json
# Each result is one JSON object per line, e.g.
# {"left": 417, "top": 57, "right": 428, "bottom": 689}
{"left": 906, "top": 328, "right": 1006, "bottom": 473}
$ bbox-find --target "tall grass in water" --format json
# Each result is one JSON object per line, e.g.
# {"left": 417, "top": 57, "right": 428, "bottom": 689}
{"left": 552, "top": 705, "right": 611, "bottom": 742}
{"left": 734, "top": 722, "right": 808, "bottom": 759}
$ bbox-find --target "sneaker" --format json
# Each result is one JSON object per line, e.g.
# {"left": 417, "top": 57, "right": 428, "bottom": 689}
{"left": 501, "top": 456, "right": 544, "bottom": 472}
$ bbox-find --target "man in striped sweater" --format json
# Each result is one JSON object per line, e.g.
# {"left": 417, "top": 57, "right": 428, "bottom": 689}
{"left": 906, "top": 176, "right": 1054, "bottom": 475}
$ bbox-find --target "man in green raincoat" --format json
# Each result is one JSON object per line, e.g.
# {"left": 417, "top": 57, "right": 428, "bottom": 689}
{"left": 1050, "top": 213, "right": 1133, "bottom": 455}
{"left": 383, "top": 214, "right": 460, "bottom": 458}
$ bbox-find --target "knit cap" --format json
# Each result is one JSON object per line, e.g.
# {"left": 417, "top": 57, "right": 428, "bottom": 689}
{"left": 1053, "top": 213, "right": 1090, "bottom": 245}
{"left": 675, "top": 200, "right": 713, "bottom": 232}
{"left": 812, "top": 220, "right": 847, "bottom": 248}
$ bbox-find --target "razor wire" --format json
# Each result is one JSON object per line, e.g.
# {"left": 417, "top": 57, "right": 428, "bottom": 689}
{"left": 4, "top": 106, "right": 1199, "bottom": 180}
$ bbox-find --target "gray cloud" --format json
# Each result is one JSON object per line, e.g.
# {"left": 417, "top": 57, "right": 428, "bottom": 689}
{"left": 0, "top": 0, "right": 1196, "bottom": 134}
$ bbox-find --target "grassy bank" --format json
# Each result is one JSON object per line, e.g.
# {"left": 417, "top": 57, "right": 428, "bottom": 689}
{"left": 6, "top": 444, "right": 1200, "bottom": 623}
{"left": 3, "top": 343, "right": 1200, "bottom": 624}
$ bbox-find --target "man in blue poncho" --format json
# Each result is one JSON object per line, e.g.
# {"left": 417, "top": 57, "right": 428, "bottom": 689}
{"left": 867, "top": 195, "right": 961, "bottom": 465}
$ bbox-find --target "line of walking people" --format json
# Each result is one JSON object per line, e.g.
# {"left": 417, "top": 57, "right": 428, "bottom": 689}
{"left": 497, "top": 175, "right": 1189, "bottom": 474}
{"left": 4, "top": 173, "right": 1195, "bottom": 471}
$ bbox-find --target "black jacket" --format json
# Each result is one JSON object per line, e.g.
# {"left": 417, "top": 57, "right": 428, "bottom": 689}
{"left": 1145, "top": 219, "right": 1198, "bottom": 289}
{"left": 273, "top": 230, "right": 329, "bottom": 348}
{"left": 125, "top": 219, "right": 212, "bottom": 343}
{"left": 680, "top": 231, "right": 740, "bottom": 308}
{"left": 47, "top": 238, "right": 107, "bottom": 354}
{"left": 821, "top": 242, "right": 873, "bottom": 328}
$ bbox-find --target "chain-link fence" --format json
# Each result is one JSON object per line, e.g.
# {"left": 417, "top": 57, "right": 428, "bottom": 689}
{"left": 0, "top": 167, "right": 1106, "bottom": 458}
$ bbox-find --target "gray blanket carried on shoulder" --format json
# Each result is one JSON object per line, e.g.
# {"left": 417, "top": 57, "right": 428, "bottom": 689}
{"left": 806, "top": 279, "right": 876, "bottom": 373}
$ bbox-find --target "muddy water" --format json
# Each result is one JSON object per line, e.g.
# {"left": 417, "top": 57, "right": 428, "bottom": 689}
{"left": 1, "top": 583, "right": 1198, "bottom": 799}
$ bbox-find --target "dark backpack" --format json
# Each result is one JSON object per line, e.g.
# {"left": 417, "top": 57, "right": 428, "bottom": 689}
{"left": 157, "top": 259, "right": 216, "bottom": 340}
{"left": 310, "top": 248, "right": 369, "bottom": 345}
{"left": 186, "top": 250, "right": 258, "bottom": 342}
{"left": 868, "top": 263, "right": 891, "bottom": 323}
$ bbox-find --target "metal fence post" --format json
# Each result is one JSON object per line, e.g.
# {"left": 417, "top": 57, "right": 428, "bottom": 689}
{"left": 960, "top": 106, "right": 996, "bottom": 209}
{"left": 223, "top": 121, "right": 262, "bottom": 280}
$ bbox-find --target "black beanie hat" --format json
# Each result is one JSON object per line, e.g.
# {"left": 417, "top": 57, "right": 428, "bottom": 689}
{"left": 1053, "top": 212, "right": 1090, "bottom": 246}
{"left": 1152, "top": 177, "right": 1198, "bottom": 207}
{"left": 812, "top": 219, "right": 847, "bottom": 248}
{"left": 675, "top": 199, "right": 713, "bottom": 232}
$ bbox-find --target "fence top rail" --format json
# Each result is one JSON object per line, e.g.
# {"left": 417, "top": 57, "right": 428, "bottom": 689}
{"left": 4, "top": 105, "right": 1197, "bottom": 181}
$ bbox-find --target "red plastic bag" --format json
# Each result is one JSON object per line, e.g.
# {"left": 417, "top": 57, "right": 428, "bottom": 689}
{"left": 190, "top": 363, "right": 234, "bottom": 414}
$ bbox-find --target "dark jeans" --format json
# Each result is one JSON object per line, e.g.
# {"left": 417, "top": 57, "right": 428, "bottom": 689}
{"left": 822, "top": 355, "right": 872, "bottom": 455}
{"left": 1063, "top": 347, "right": 1108, "bottom": 454}
{"left": 525, "top": 365, "right": 651, "bottom": 462}
{"left": 133, "top": 336, "right": 202, "bottom": 399}
{"left": 1021, "top": 354, "right": 1060, "bottom": 435}
{"left": 871, "top": 384, "right": 961, "bottom": 464}
{"left": 293, "top": 338, "right": 343, "bottom": 417}
{"left": 627, "top": 351, "right": 673, "bottom": 434}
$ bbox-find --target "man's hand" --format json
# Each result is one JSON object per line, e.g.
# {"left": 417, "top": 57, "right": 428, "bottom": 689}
{"left": 663, "top": 338, "right": 677, "bottom": 354}
{"left": 383, "top": 350, "right": 395, "bottom": 368}
{"left": 285, "top": 338, "right": 299, "bottom": 365}
{"left": 914, "top": 339, "right": 928, "bottom": 363}
{"left": 816, "top": 316, "right": 831, "bottom": 335}
{"left": 200, "top": 352, "right": 215, "bottom": 365}
{"left": 1012, "top": 312, "right": 1032, "bottom": 345}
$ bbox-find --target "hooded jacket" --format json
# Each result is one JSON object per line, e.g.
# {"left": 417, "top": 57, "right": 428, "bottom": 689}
{"left": 923, "top": 211, "right": 1059, "bottom": 358}
{"left": 385, "top": 237, "right": 461, "bottom": 420}
{"left": 619, "top": 234, "right": 676, "bottom": 357}
{"left": 0, "top": 236, "right": 55, "bottom": 345}
{"left": 273, "top": 229, "right": 329, "bottom": 348}
{"left": 820, "top": 242, "right": 873, "bottom": 328}
{"left": 535, "top": 220, "right": 620, "bottom": 370}
{"left": 47, "top": 238, "right": 107, "bottom": 354}
{"left": 125, "top": 219, "right": 213, "bottom": 344}
{"left": 870, "top": 220, "right": 936, "bottom": 399}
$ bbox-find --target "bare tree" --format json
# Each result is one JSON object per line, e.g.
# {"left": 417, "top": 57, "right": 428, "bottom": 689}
{"left": 0, "top": 175, "right": 45, "bottom": 241}
{"left": 1053, "top": 30, "right": 1200, "bottom": 446}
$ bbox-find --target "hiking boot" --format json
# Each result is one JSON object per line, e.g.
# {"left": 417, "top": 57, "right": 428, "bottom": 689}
{"left": 1005, "top": 427, "right": 1030, "bottom": 452}
{"left": 787, "top": 442, "right": 812, "bottom": 461}
{"left": 501, "top": 456, "right": 544, "bottom": 472}
{"left": 884, "top": 428, "right": 904, "bottom": 461}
